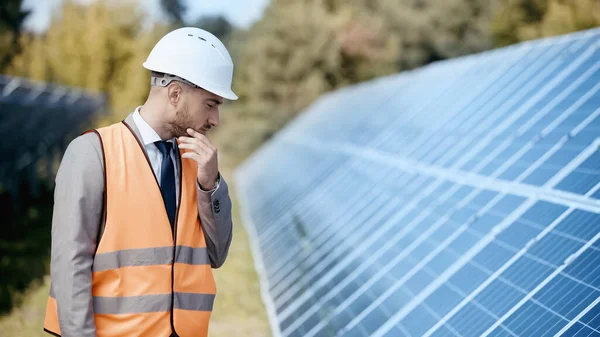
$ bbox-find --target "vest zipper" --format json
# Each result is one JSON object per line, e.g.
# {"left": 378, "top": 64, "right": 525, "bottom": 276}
{"left": 170, "top": 152, "right": 183, "bottom": 337}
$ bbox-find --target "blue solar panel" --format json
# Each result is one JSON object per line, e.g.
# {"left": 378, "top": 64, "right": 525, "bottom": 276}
{"left": 236, "top": 28, "right": 600, "bottom": 337}
{"left": 0, "top": 75, "right": 106, "bottom": 191}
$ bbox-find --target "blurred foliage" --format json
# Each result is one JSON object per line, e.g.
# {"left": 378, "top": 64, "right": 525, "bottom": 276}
{"left": 218, "top": 0, "right": 496, "bottom": 159}
{"left": 160, "top": 0, "right": 186, "bottom": 25}
{"left": 0, "top": 0, "right": 29, "bottom": 71}
{"left": 491, "top": 0, "right": 600, "bottom": 46}
{"left": 0, "top": 180, "right": 53, "bottom": 314}
{"left": 5, "top": 0, "right": 168, "bottom": 123}
{"left": 158, "top": 0, "right": 234, "bottom": 46}
{"left": 192, "top": 15, "right": 234, "bottom": 41}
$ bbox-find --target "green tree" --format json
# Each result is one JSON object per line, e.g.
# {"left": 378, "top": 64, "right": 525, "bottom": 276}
{"left": 218, "top": 0, "right": 495, "bottom": 159}
{"left": 491, "top": 0, "right": 600, "bottom": 46}
{"left": 7, "top": 0, "right": 168, "bottom": 122}
{"left": 0, "top": 0, "right": 29, "bottom": 71}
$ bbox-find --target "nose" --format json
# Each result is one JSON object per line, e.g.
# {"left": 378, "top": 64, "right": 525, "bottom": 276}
{"left": 208, "top": 108, "right": 219, "bottom": 128}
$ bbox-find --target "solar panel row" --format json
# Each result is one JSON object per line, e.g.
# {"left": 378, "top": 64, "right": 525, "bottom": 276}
{"left": 0, "top": 75, "right": 106, "bottom": 190}
{"left": 236, "top": 28, "right": 600, "bottom": 337}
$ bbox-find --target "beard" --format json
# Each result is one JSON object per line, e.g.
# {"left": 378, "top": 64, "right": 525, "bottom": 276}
{"left": 168, "top": 102, "right": 200, "bottom": 137}
{"left": 169, "top": 111, "right": 190, "bottom": 138}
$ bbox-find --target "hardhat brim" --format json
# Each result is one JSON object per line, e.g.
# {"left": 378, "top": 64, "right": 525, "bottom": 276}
{"left": 209, "top": 87, "right": 239, "bottom": 101}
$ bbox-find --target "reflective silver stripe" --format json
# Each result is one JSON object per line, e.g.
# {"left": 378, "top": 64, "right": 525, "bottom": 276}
{"left": 174, "top": 292, "right": 215, "bottom": 311}
{"left": 93, "top": 294, "right": 171, "bottom": 314}
{"left": 92, "top": 246, "right": 209, "bottom": 272}
{"left": 92, "top": 293, "right": 215, "bottom": 314}
{"left": 92, "top": 247, "right": 174, "bottom": 272}
{"left": 175, "top": 246, "right": 210, "bottom": 265}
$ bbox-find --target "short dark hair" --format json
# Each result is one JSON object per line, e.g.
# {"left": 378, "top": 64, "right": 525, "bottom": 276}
{"left": 151, "top": 71, "right": 166, "bottom": 78}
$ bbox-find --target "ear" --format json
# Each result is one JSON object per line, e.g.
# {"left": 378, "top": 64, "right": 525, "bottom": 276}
{"left": 167, "top": 83, "right": 183, "bottom": 107}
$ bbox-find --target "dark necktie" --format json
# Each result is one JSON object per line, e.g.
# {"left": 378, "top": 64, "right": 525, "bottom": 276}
{"left": 154, "top": 141, "right": 176, "bottom": 232}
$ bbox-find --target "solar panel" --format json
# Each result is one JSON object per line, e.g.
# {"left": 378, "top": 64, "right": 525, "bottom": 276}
{"left": 0, "top": 75, "right": 106, "bottom": 191}
{"left": 235, "top": 28, "right": 600, "bottom": 337}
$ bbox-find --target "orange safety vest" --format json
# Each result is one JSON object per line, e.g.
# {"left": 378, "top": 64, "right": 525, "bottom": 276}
{"left": 44, "top": 121, "right": 216, "bottom": 337}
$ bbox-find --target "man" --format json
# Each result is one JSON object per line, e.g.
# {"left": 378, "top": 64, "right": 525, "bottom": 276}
{"left": 43, "top": 27, "right": 237, "bottom": 337}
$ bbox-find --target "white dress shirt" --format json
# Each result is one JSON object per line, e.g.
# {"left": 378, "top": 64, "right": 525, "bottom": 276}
{"left": 132, "top": 107, "right": 181, "bottom": 202}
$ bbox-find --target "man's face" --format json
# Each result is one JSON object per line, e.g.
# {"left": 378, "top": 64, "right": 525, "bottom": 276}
{"left": 168, "top": 84, "right": 223, "bottom": 137}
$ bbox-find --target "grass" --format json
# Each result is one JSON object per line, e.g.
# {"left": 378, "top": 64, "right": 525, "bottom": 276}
{"left": 0, "top": 277, "right": 50, "bottom": 337}
{"left": 0, "top": 182, "right": 271, "bottom": 337}
{"left": 208, "top": 188, "right": 272, "bottom": 337}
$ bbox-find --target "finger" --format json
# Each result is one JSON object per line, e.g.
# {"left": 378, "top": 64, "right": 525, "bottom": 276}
{"left": 181, "top": 152, "right": 207, "bottom": 164}
{"left": 178, "top": 135, "right": 215, "bottom": 152}
{"left": 178, "top": 136, "right": 212, "bottom": 152}
{"left": 178, "top": 142, "right": 210, "bottom": 155}
{"left": 186, "top": 128, "right": 205, "bottom": 139}
{"left": 186, "top": 128, "right": 216, "bottom": 150}
{"left": 178, "top": 136, "right": 198, "bottom": 144}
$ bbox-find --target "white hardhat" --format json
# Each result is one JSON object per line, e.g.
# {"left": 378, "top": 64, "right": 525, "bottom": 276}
{"left": 143, "top": 27, "right": 238, "bottom": 100}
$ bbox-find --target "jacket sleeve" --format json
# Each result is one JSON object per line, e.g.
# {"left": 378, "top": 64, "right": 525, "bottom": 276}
{"left": 197, "top": 175, "right": 233, "bottom": 268}
{"left": 50, "top": 133, "right": 104, "bottom": 337}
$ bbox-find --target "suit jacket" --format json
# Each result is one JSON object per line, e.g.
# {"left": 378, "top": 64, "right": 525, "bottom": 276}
{"left": 50, "top": 113, "right": 233, "bottom": 337}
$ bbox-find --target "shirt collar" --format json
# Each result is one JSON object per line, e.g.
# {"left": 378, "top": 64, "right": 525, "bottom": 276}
{"left": 132, "top": 106, "right": 163, "bottom": 146}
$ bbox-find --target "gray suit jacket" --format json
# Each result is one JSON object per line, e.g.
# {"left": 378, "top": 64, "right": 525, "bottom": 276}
{"left": 50, "top": 113, "right": 233, "bottom": 337}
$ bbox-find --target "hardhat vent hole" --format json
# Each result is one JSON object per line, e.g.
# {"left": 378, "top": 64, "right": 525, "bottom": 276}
{"left": 184, "top": 33, "right": 215, "bottom": 48}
